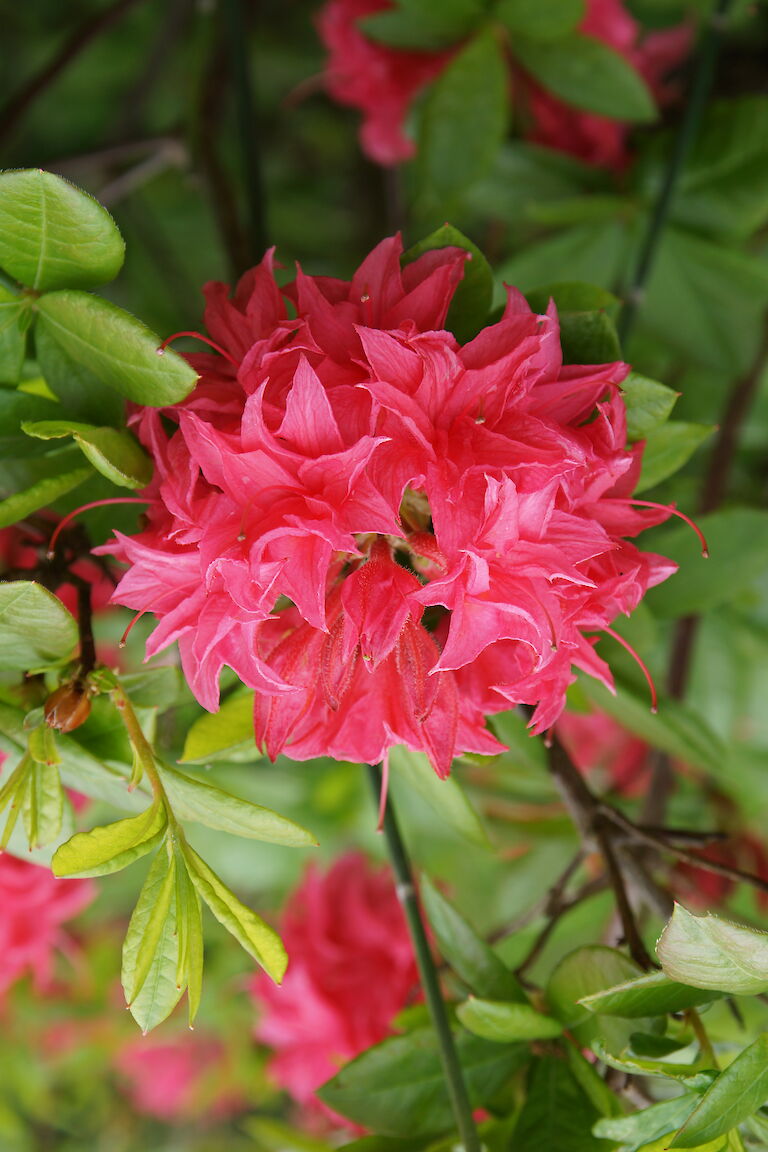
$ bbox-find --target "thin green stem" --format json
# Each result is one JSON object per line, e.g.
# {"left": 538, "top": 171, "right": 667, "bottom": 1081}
{"left": 618, "top": 0, "right": 733, "bottom": 345}
{"left": 222, "top": 0, "right": 267, "bottom": 267}
{"left": 367, "top": 764, "right": 482, "bottom": 1152}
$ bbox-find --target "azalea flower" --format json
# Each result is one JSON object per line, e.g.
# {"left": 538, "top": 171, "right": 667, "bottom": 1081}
{"left": 316, "top": 0, "right": 690, "bottom": 170}
{"left": 116, "top": 1033, "right": 244, "bottom": 1122}
{"left": 102, "top": 235, "right": 677, "bottom": 776}
{"left": 250, "top": 853, "right": 417, "bottom": 1120}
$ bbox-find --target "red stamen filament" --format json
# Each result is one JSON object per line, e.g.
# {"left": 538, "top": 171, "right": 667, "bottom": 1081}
{"left": 600, "top": 626, "right": 658, "bottom": 714}
{"left": 606, "top": 499, "right": 709, "bottom": 558}
{"left": 47, "top": 498, "right": 149, "bottom": 558}
{"left": 158, "top": 331, "right": 239, "bottom": 368}
{"left": 119, "top": 611, "right": 146, "bottom": 649}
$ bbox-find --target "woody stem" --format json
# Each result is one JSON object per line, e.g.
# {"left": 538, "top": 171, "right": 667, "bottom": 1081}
{"left": 367, "top": 763, "right": 482, "bottom": 1152}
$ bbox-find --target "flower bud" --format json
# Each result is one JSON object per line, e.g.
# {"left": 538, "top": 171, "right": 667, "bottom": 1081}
{"left": 44, "top": 684, "right": 91, "bottom": 733}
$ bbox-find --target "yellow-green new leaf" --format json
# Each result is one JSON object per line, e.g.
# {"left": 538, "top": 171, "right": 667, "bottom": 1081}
{"left": 127, "top": 878, "right": 184, "bottom": 1033}
{"left": 183, "top": 843, "right": 287, "bottom": 983}
{"left": 22, "top": 758, "right": 64, "bottom": 849}
{"left": 22, "top": 420, "right": 152, "bottom": 489}
{"left": 174, "top": 855, "right": 204, "bottom": 1025}
{"left": 657, "top": 904, "right": 768, "bottom": 995}
{"left": 122, "top": 844, "right": 177, "bottom": 1007}
{"left": 457, "top": 998, "right": 563, "bottom": 1043}
{"left": 52, "top": 800, "right": 166, "bottom": 877}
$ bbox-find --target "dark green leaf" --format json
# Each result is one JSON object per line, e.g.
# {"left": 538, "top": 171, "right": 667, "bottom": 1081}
{"left": 35, "top": 290, "right": 198, "bottom": 406}
{"left": 404, "top": 224, "right": 494, "bottom": 343}
{"left": 22, "top": 420, "right": 152, "bottom": 488}
{"left": 180, "top": 690, "right": 255, "bottom": 762}
{"left": 0, "top": 169, "right": 124, "bottom": 291}
{"left": 647, "top": 509, "right": 768, "bottom": 618}
{"left": 182, "top": 843, "right": 287, "bottom": 982}
{"left": 52, "top": 801, "right": 166, "bottom": 878}
{"left": 390, "top": 746, "right": 489, "bottom": 848}
{"left": 636, "top": 422, "right": 713, "bottom": 492}
{"left": 496, "top": 0, "right": 584, "bottom": 40}
{"left": 622, "top": 372, "right": 679, "bottom": 441}
{"left": 0, "top": 581, "right": 79, "bottom": 670}
{"left": 318, "top": 1027, "right": 527, "bottom": 1137}
{"left": 514, "top": 33, "right": 655, "bottom": 121}
{"left": 594, "top": 1094, "right": 700, "bottom": 1152}
{"left": 457, "top": 997, "right": 562, "bottom": 1041}
{"left": 580, "top": 971, "right": 723, "bottom": 1018}
{"left": 0, "top": 465, "right": 93, "bottom": 530}
{"left": 421, "top": 876, "right": 526, "bottom": 1000}
{"left": 158, "top": 762, "right": 318, "bottom": 847}
{"left": 418, "top": 31, "right": 507, "bottom": 207}
{"left": 672, "top": 1035, "right": 768, "bottom": 1148}
{"left": 547, "top": 946, "right": 648, "bottom": 1052}
{"left": 0, "top": 286, "right": 29, "bottom": 383}
{"left": 360, "top": 0, "right": 484, "bottom": 50}
{"left": 35, "top": 320, "right": 124, "bottom": 426}
{"left": 657, "top": 904, "right": 768, "bottom": 995}
{"left": 525, "top": 281, "right": 621, "bottom": 364}
{"left": 513, "top": 1057, "right": 612, "bottom": 1151}
{"left": 525, "top": 281, "right": 620, "bottom": 318}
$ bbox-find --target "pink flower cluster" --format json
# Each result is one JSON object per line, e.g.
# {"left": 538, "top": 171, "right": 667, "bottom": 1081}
{"left": 0, "top": 813, "right": 94, "bottom": 999}
{"left": 250, "top": 854, "right": 417, "bottom": 1114}
{"left": 317, "top": 0, "right": 689, "bottom": 169}
{"left": 105, "top": 236, "right": 674, "bottom": 776}
{"left": 116, "top": 1033, "right": 244, "bottom": 1122}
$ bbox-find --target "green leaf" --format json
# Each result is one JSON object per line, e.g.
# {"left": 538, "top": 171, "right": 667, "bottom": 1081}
{"left": 580, "top": 971, "right": 723, "bottom": 1018}
{"left": 180, "top": 690, "right": 255, "bottom": 762}
{"left": 35, "top": 290, "right": 198, "bottom": 406}
{"left": 457, "top": 997, "right": 563, "bottom": 1042}
{"left": 671, "top": 1035, "right": 768, "bottom": 1148}
{"left": 0, "top": 581, "right": 79, "bottom": 671}
{"left": 390, "top": 746, "right": 489, "bottom": 848}
{"left": 0, "top": 169, "right": 124, "bottom": 291}
{"left": 496, "top": 0, "right": 584, "bottom": 40}
{"left": 547, "top": 946, "right": 649, "bottom": 1052}
{"left": 647, "top": 509, "right": 768, "bottom": 619}
{"left": 52, "top": 801, "right": 166, "bottom": 878}
{"left": 317, "top": 1027, "right": 527, "bottom": 1137}
{"left": 157, "top": 762, "right": 317, "bottom": 847}
{"left": 594, "top": 1095, "right": 701, "bottom": 1152}
{"left": 657, "top": 904, "right": 768, "bottom": 995}
{"left": 404, "top": 224, "right": 494, "bottom": 343}
{"left": 22, "top": 757, "right": 64, "bottom": 849}
{"left": 126, "top": 871, "right": 184, "bottom": 1033}
{"left": 360, "top": 0, "right": 484, "bottom": 50}
{"left": 174, "top": 855, "right": 203, "bottom": 1025}
{"left": 591, "top": 1039, "right": 715, "bottom": 1086}
{"left": 0, "top": 285, "right": 29, "bottom": 383}
{"left": 636, "top": 422, "right": 713, "bottom": 492}
{"left": 417, "top": 30, "right": 507, "bottom": 207}
{"left": 622, "top": 373, "right": 679, "bottom": 441}
{"left": 421, "top": 877, "right": 526, "bottom": 1001}
{"left": 246, "top": 1118, "right": 342, "bottom": 1152}
{"left": 182, "top": 843, "right": 287, "bottom": 983}
{"left": 525, "top": 280, "right": 622, "bottom": 364}
{"left": 35, "top": 320, "right": 124, "bottom": 426}
{"left": 0, "top": 465, "right": 93, "bottom": 530}
{"left": 525, "top": 281, "right": 620, "bottom": 318}
{"left": 122, "top": 843, "right": 176, "bottom": 1007}
{"left": 117, "top": 667, "right": 180, "bottom": 710}
{"left": 514, "top": 33, "right": 656, "bottom": 121}
{"left": 21, "top": 420, "right": 152, "bottom": 489}
{"left": 498, "top": 222, "right": 631, "bottom": 296}
{"left": 512, "top": 1057, "right": 612, "bottom": 1151}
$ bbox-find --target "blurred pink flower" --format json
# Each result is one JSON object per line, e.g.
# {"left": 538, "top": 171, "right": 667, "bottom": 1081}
{"left": 0, "top": 833, "right": 94, "bottom": 999}
{"left": 250, "top": 854, "right": 417, "bottom": 1114}
{"left": 116, "top": 1033, "right": 244, "bottom": 1122}
{"left": 556, "top": 708, "right": 651, "bottom": 794}
{"left": 103, "top": 235, "right": 675, "bottom": 773}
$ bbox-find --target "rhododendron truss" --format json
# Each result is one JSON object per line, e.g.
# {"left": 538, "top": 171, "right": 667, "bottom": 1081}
{"left": 101, "top": 235, "right": 679, "bottom": 778}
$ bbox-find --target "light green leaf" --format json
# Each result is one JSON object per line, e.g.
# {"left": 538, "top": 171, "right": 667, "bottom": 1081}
{"left": 180, "top": 690, "right": 255, "bottom": 762}
{"left": 636, "top": 422, "right": 713, "bottom": 492}
{"left": 591, "top": 1039, "right": 715, "bottom": 1085}
{"left": 390, "top": 746, "right": 489, "bottom": 848}
{"left": 35, "top": 290, "right": 197, "bottom": 406}
{"left": 52, "top": 801, "right": 166, "bottom": 878}
{"left": 657, "top": 905, "right": 768, "bottom": 995}
{"left": 594, "top": 1095, "right": 701, "bottom": 1152}
{"left": 496, "top": 0, "right": 584, "bottom": 40}
{"left": 457, "top": 997, "right": 562, "bottom": 1042}
{"left": 421, "top": 877, "right": 526, "bottom": 1001}
{"left": 0, "top": 285, "right": 29, "bottom": 383}
{"left": 21, "top": 420, "right": 152, "bottom": 489}
{"left": 118, "top": 667, "right": 180, "bottom": 710}
{"left": 174, "top": 855, "right": 203, "bottom": 1025}
{"left": 122, "top": 843, "right": 176, "bottom": 1006}
{"left": 498, "top": 222, "right": 631, "bottom": 296}
{"left": 158, "top": 762, "right": 317, "bottom": 847}
{"left": 360, "top": 0, "right": 484, "bottom": 50}
{"left": 404, "top": 224, "right": 494, "bottom": 343}
{"left": 672, "top": 1035, "right": 768, "bottom": 1148}
{"left": 127, "top": 874, "right": 184, "bottom": 1033}
{"left": 22, "top": 757, "right": 64, "bottom": 849}
{"left": 0, "top": 581, "right": 79, "bottom": 671}
{"left": 647, "top": 509, "right": 768, "bottom": 618}
{"left": 0, "top": 466, "right": 93, "bottom": 530}
{"left": 182, "top": 843, "right": 287, "bottom": 983}
{"left": 35, "top": 320, "right": 124, "bottom": 426}
{"left": 514, "top": 33, "right": 656, "bottom": 121}
{"left": 245, "top": 1118, "right": 341, "bottom": 1152}
{"left": 317, "top": 1027, "right": 527, "bottom": 1137}
{"left": 418, "top": 30, "right": 507, "bottom": 207}
{"left": 547, "top": 946, "right": 648, "bottom": 1053}
{"left": 622, "top": 373, "right": 679, "bottom": 441}
{"left": 579, "top": 970, "right": 723, "bottom": 1018}
{"left": 0, "top": 169, "right": 124, "bottom": 291}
